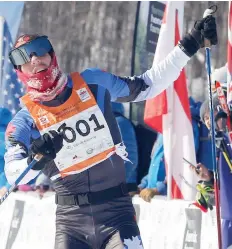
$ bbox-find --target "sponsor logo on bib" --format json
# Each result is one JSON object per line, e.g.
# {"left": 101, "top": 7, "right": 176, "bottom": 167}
{"left": 38, "top": 115, "right": 50, "bottom": 126}
{"left": 77, "top": 88, "right": 91, "bottom": 102}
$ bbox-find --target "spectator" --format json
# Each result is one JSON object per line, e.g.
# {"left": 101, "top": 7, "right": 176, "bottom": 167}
{"left": 34, "top": 172, "right": 54, "bottom": 198}
{"left": 0, "top": 108, "right": 12, "bottom": 194}
{"left": 135, "top": 124, "right": 157, "bottom": 185}
{"left": 139, "top": 133, "right": 166, "bottom": 202}
{"left": 111, "top": 102, "right": 138, "bottom": 194}
{"left": 197, "top": 121, "right": 214, "bottom": 171}
{"left": 189, "top": 96, "right": 214, "bottom": 170}
{"left": 17, "top": 182, "right": 34, "bottom": 192}
{"left": 191, "top": 95, "right": 232, "bottom": 249}
{"left": 139, "top": 97, "right": 213, "bottom": 202}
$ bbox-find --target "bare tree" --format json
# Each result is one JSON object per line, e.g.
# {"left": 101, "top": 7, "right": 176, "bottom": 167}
{"left": 19, "top": 1, "right": 228, "bottom": 102}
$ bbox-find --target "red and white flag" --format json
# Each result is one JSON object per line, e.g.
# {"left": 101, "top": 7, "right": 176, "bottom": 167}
{"left": 227, "top": 1, "right": 232, "bottom": 108}
{"left": 144, "top": 2, "right": 198, "bottom": 200}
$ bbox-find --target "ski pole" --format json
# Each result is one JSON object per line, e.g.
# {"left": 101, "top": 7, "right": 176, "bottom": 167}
{"left": 182, "top": 157, "right": 200, "bottom": 174}
{"left": 204, "top": 5, "right": 222, "bottom": 249}
{"left": 0, "top": 154, "right": 43, "bottom": 206}
{"left": 222, "top": 150, "right": 232, "bottom": 170}
{"left": 219, "top": 137, "right": 232, "bottom": 171}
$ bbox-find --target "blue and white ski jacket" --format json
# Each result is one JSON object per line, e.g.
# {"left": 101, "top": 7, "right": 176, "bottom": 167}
{"left": 4, "top": 46, "right": 190, "bottom": 195}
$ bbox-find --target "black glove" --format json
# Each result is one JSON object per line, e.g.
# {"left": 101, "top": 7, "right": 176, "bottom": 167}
{"left": 28, "top": 130, "right": 63, "bottom": 170}
{"left": 179, "top": 15, "right": 217, "bottom": 57}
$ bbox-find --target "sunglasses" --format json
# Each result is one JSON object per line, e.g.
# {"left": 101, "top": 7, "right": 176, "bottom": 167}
{"left": 9, "top": 36, "right": 53, "bottom": 67}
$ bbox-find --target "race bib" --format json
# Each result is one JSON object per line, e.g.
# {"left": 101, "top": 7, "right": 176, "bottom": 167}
{"left": 41, "top": 105, "right": 115, "bottom": 175}
{"left": 21, "top": 72, "right": 116, "bottom": 177}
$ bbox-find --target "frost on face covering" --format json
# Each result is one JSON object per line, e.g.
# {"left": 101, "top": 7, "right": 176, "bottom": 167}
{"left": 16, "top": 54, "right": 68, "bottom": 102}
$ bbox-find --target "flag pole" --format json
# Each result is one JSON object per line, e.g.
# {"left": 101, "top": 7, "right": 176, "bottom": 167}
{"left": 166, "top": 89, "right": 174, "bottom": 200}
{"left": 163, "top": 4, "right": 175, "bottom": 201}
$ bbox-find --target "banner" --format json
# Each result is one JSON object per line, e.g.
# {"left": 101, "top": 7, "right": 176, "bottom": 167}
{"left": 5, "top": 200, "right": 25, "bottom": 249}
{"left": 182, "top": 208, "right": 202, "bottom": 249}
{"left": 0, "top": 193, "right": 219, "bottom": 249}
{"left": 130, "top": 1, "right": 165, "bottom": 126}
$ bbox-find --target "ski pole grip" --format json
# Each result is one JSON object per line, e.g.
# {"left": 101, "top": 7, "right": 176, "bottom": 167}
{"left": 204, "top": 38, "right": 211, "bottom": 48}
{"left": 34, "top": 153, "right": 43, "bottom": 161}
{"left": 203, "top": 5, "right": 217, "bottom": 48}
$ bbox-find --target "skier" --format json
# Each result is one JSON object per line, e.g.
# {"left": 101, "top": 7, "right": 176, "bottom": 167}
{"left": 4, "top": 15, "right": 217, "bottom": 249}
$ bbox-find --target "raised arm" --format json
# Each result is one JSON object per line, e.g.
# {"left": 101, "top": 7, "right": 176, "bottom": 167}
{"left": 82, "top": 15, "right": 217, "bottom": 103}
{"left": 126, "top": 15, "right": 217, "bottom": 102}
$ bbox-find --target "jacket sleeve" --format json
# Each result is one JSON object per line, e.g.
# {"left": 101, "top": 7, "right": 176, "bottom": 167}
{"left": 138, "top": 175, "right": 148, "bottom": 189}
{"left": 4, "top": 109, "right": 40, "bottom": 185}
{"left": 128, "top": 45, "right": 190, "bottom": 102}
{"left": 81, "top": 46, "right": 190, "bottom": 103}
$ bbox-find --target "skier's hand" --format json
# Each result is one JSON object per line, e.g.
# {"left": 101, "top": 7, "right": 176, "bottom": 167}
{"left": 28, "top": 130, "right": 63, "bottom": 170}
{"left": 139, "top": 188, "right": 159, "bottom": 202}
{"left": 193, "top": 15, "right": 218, "bottom": 47}
{"left": 178, "top": 15, "right": 217, "bottom": 57}
{"left": 189, "top": 163, "right": 212, "bottom": 181}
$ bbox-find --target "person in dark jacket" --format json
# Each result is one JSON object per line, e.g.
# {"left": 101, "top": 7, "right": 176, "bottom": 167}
{"left": 111, "top": 102, "right": 138, "bottom": 194}
{"left": 191, "top": 95, "right": 232, "bottom": 249}
{"left": 138, "top": 97, "right": 213, "bottom": 202}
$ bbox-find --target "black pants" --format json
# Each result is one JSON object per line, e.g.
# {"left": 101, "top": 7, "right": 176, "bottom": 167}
{"left": 54, "top": 196, "right": 143, "bottom": 249}
{"left": 55, "top": 222, "right": 142, "bottom": 249}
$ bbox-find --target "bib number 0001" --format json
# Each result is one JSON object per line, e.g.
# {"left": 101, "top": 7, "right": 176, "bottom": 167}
{"left": 57, "top": 114, "right": 105, "bottom": 143}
